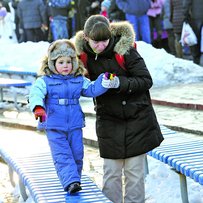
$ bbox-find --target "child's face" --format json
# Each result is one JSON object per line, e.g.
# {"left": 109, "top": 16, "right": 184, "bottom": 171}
{"left": 55, "top": 56, "right": 73, "bottom": 75}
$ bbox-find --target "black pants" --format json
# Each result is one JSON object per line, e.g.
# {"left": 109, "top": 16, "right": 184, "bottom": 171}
{"left": 189, "top": 19, "right": 203, "bottom": 65}
{"left": 24, "top": 28, "right": 44, "bottom": 42}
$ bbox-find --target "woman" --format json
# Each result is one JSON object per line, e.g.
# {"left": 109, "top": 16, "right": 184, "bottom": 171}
{"left": 75, "top": 14, "right": 163, "bottom": 203}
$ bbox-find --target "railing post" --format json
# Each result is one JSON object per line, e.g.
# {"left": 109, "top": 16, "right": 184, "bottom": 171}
{"left": 144, "top": 155, "right": 149, "bottom": 177}
{"left": 179, "top": 173, "right": 189, "bottom": 203}
{"left": 8, "top": 166, "right": 15, "bottom": 187}
{"left": 19, "top": 178, "right": 28, "bottom": 201}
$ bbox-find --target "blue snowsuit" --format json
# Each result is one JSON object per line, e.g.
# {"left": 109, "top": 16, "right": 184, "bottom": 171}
{"left": 29, "top": 73, "right": 107, "bottom": 190}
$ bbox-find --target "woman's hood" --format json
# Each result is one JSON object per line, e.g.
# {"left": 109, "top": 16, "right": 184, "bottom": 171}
{"left": 75, "top": 21, "right": 136, "bottom": 56}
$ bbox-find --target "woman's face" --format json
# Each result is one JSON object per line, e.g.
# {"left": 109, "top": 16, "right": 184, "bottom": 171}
{"left": 55, "top": 56, "right": 73, "bottom": 75}
{"left": 87, "top": 38, "right": 110, "bottom": 54}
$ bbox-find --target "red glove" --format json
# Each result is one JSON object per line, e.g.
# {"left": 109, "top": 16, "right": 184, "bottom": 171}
{"left": 34, "top": 106, "right": 46, "bottom": 122}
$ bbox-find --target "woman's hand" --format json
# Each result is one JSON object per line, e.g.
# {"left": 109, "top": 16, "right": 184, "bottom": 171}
{"left": 102, "top": 73, "right": 120, "bottom": 88}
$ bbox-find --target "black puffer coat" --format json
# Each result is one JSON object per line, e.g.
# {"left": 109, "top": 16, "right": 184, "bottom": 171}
{"left": 75, "top": 21, "right": 164, "bottom": 159}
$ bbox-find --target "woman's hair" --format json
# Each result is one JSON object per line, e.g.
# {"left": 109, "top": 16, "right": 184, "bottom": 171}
{"left": 84, "top": 15, "right": 111, "bottom": 41}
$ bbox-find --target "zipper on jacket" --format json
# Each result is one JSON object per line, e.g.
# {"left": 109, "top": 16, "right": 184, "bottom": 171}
{"left": 95, "top": 54, "right": 98, "bottom": 60}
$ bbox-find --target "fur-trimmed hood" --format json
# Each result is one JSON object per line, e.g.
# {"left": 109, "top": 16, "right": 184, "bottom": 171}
{"left": 38, "top": 39, "right": 85, "bottom": 77}
{"left": 75, "top": 21, "right": 136, "bottom": 56}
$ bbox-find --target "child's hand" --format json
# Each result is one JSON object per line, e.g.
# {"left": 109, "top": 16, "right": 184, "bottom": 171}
{"left": 102, "top": 72, "right": 120, "bottom": 88}
{"left": 34, "top": 106, "right": 46, "bottom": 122}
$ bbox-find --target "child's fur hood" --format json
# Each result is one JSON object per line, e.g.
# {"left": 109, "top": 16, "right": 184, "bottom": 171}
{"left": 37, "top": 39, "right": 86, "bottom": 77}
{"left": 37, "top": 57, "right": 85, "bottom": 77}
{"left": 75, "top": 21, "right": 136, "bottom": 56}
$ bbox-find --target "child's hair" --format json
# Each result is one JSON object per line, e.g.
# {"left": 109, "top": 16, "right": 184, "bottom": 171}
{"left": 38, "top": 39, "right": 85, "bottom": 76}
{"left": 84, "top": 15, "right": 111, "bottom": 41}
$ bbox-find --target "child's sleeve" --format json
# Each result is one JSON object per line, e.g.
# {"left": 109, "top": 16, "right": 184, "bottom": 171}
{"left": 81, "top": 73, "right": 108, "bottom": 97}
{"left": 28, "top": 77, "right": 47, "bottom": 111}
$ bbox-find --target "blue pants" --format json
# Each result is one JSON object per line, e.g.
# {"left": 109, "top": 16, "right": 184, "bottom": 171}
{"left": 126, "top": 14, "right": 151, "bottom": 44}
{"left": 189, "top": 18, "right": 202, "bottom": 65}
{"left": 46, "top": 128, "right": 84, "bottom": 190}
{"left": 50, "top": 15, "right": 69, "bottom": 40}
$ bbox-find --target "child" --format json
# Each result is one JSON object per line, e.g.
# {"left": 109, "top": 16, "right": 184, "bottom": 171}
{"left": 28, "top": 39, "right": 119, "bottom": 194}
{"left": 100, "top": 0, "right": 111, "bottom": 18}
{"left": 0, "top": 5, "right": 17, "bottom": 43}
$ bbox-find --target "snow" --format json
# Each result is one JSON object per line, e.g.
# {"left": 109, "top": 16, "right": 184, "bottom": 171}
{"left": 0, "top": 40, "right": 203, "bottom": 203}
{"left": 136, "top": 41, "right": 203, "bottom": 87}
{"left": 145, "top": 157, "right": 203, "bottom": 203}
{"left": 0, "top": 41, "right": 49, "bottom": 73}
{"left": 0, "top": 40, "right": 202, "bottom": 87}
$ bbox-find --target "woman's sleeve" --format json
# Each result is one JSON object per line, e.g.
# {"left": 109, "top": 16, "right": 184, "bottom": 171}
{"left": 118, "top": 47, "right": 153, "bottom": 94}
